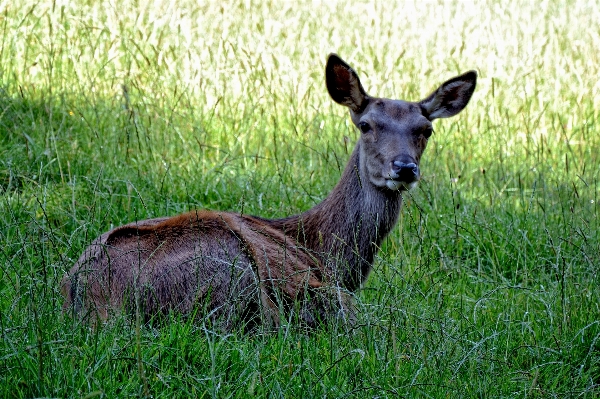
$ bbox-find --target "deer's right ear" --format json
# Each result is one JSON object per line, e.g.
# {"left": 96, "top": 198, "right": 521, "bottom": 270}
{"left": 326, "top": 54, "right": 368, "bottom": 113}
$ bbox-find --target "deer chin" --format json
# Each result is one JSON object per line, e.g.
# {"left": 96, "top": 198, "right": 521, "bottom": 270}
{"left": 385, "top": 179, "right": 418, "bottom": 191}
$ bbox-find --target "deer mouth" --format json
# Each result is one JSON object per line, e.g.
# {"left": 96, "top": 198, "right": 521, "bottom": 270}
{"left": 385, "top": 178, "right": 419, "bottom": 191}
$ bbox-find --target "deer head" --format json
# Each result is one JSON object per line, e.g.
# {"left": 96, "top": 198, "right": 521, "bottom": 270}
{"left": 326, "top": 54, "right": 477, "bottom": 191}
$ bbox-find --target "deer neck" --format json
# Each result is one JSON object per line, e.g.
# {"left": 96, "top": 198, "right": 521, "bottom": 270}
{"left": 271, "top": 143, "right": 404, "bottom": 291}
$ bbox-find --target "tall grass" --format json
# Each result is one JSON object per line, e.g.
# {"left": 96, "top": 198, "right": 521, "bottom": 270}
{"left": 1, "top": 0, "right": 598, "bottom": 397}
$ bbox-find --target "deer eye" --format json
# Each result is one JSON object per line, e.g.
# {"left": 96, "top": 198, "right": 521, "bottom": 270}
{"left": 358, "top": 121, "right": 371, "bottom": 133}
{"left": 422, "top": 126, "right": 433, "bottom": 138}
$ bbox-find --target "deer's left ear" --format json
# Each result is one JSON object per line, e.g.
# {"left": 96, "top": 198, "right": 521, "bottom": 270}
{"left": 420, "top": 70, "right": 477, "bottom": 120}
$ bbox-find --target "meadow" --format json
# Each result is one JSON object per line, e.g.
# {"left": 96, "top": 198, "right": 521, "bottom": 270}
{"left": 1, "top": 0, "right": 599, "bottom": 397}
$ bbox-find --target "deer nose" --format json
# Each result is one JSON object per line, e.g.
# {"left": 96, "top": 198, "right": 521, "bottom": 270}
{"left": 392, "top": 161, "right": 419, "bottom": 182}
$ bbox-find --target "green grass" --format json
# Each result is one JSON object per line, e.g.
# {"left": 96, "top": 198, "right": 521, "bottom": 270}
{"left": 1, "top": 0, "right": 599, "bottom": 397}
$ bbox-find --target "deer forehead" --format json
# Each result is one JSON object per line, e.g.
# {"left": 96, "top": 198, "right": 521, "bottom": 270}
{"left": 371, "top": 99, "right": 421, "bottom": 115}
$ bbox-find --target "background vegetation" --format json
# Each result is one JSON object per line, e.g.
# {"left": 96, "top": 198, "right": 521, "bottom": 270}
{"left": 1, "top": 0, "right": 598, "bottom": 397}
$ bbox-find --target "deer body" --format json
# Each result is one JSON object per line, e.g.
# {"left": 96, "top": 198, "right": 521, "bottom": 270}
{"left": 62, "top": 54, "right": 476, "bottom": 330}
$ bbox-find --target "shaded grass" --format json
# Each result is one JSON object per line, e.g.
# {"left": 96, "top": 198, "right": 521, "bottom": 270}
{"left": 1, "top": 0, "right": 599, "bottom": 397}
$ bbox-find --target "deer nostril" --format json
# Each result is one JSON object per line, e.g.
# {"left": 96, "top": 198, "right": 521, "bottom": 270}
{"left": 392, "top": 161, "right": 417, "bottom": 172}
{"left": 392, "top": 161, "right": 419, "bottom": 181}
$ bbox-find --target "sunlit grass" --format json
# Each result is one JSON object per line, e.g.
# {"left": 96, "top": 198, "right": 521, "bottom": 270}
{"left": 1, "top": 0, "right": 599, "bottom": 397}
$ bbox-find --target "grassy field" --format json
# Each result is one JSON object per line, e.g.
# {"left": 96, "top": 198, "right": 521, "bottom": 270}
{"left": 1, "top": 0, "right": 599, "bottom": 397}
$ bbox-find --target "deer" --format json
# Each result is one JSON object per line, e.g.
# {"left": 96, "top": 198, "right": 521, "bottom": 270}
{"left": 61, "top": 54, "right": 477, "bottom": 331}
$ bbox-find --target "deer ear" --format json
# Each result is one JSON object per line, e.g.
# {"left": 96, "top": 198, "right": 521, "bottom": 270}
{"left": 420, "top": 70, "right": 477, "bottom": 120}
{"left": 326, "top": 53, "right": 369, "bottom": 113}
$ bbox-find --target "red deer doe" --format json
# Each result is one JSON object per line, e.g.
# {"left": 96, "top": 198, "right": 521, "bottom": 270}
{"left": 62, "top": 54, "right": 476, "bottom": 331}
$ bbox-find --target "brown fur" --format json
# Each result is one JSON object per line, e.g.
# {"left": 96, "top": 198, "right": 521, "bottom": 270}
{"left": 62, "top": 54, "right": 477, "bottom": 330}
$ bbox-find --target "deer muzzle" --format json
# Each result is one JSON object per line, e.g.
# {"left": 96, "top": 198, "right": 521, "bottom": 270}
{"left": 386, "top": 161, "right": 419, "bottom": 191}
